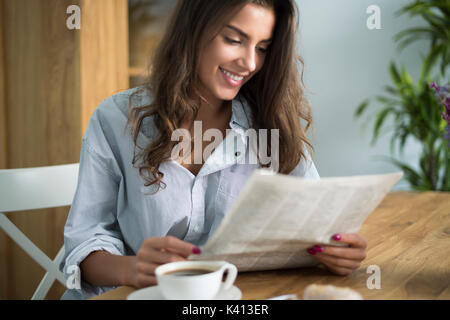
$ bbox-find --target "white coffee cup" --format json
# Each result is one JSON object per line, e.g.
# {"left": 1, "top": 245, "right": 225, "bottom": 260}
{"left": 155, "top": 260, "right": 238, "bottom": 300}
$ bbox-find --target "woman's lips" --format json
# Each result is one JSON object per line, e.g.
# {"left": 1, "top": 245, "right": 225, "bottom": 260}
{"left": 219, "top": 67, "right": 244, "bottom": 87}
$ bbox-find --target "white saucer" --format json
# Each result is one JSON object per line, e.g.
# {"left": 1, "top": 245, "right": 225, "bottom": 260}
{"left": 127, "top": 285, "right": 242, "bottom": 300}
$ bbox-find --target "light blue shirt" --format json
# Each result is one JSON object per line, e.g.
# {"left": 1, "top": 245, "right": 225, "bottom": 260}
{"left": 60, "top": 87, "right": 320, "bottom": 299}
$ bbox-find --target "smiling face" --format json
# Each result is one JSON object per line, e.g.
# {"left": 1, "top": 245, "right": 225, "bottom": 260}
{"left": 195, "top": 3, "right": 276, "bottom": 106}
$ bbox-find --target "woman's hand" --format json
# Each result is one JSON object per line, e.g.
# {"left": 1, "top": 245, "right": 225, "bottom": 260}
{"left": 129, "top": 236, "right": 201, "bottom": 288}
{"left": 306, "top": 233, "right": 368, "bottom": 276}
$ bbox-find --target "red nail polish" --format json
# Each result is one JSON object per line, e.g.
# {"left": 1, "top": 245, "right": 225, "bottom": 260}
{"left": 332, "top": 234, "right": 341, "bottom": 241}
{"left": 192, "top": 247, "right": 201, "bottom": 254}
{"left": 313, "top": 245, "right": 323, "bottom": 253}
{"left": 307, "top": 248, "right": 316, "bottom": 255}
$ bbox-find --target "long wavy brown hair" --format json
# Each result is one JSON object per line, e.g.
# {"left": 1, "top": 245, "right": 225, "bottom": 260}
{"left": 127, "top": 0, "right": 314, "bottom": 193}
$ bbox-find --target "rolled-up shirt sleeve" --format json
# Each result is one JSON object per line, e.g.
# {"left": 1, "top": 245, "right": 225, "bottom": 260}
{"left": 60, "top": 134, "right": 124, "bottom": 299}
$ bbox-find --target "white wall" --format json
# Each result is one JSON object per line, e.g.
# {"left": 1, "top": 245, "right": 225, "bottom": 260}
{"left": 296, "top": 0, "right": 429, "bottom": 190}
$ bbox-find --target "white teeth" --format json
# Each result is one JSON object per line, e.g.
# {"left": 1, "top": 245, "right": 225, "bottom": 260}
{"left": 220, "top": 67, "right": 244, "bottom": 81}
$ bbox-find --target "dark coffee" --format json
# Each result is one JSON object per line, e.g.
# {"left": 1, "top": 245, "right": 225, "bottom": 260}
{"left": 164, "top": 268, "right": 214, "bottom": 276}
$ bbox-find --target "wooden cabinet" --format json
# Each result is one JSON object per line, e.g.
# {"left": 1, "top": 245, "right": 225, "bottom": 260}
{"left": 128, "top": 0, "right": 176, "bottom": 87}
{"left": 0, "top": 0, "right": 131, "bottom": 299}
{"left": 0, "top": 0, "right": 178, "bottom": 300}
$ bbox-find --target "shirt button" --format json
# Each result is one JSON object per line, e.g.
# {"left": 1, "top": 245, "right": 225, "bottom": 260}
{"left": 193, "top": 226, "right": 199, "bottom": 232}
{"left": 235, "top": 151, "right": 241, "bottom": 157}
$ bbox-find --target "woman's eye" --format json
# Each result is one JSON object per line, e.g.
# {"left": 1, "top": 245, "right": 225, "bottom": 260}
{"left": 224, "top": 36, "right": 241, "bottom": 44}
{"left": 224, "top": 36, "right": 268, "bottom": 53}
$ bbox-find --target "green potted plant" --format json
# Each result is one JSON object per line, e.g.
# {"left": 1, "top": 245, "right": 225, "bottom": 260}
{"left": 355, "top": 0, "right": 450, "bottom": 191}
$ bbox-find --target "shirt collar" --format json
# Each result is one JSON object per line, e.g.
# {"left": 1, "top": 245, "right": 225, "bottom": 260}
{"left": 132, "top": 88, "right": 254, "bottom": 178}
{"left": 137, "top": 89, "right": 254, "bottom": 140}
{"left": 229, "top": 93, "right": 253, "bottom": 132}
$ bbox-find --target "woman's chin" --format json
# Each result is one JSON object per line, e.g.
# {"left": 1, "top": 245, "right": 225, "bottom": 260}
{"left": 216, "top": 88, "right": 240, "bottom": 101}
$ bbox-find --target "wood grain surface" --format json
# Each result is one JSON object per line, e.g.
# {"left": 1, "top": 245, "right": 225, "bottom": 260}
{"left": 0, "top": 0, "right": 129, "bottom": 299}
{"left": 92, "top": 191, "right": 450, "bottom": 300}
{"left": 80, "top": 0, "right": 129, "bottom": 132}
{"left": 0, "top": 1, "right": 8, "bottom": 299}
{"left": 0, "top": 0, "right": 6, "bottom": 171}
{"left": 1, "top": 0, "right": 82, "bottom": 300}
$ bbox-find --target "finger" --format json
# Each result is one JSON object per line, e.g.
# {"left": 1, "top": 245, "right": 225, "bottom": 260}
{"left": 317, "top": 263, "right": 328, "bottom": 271}
{"left": 314, "top": 252, "right": 362, "bottom": 270}
{"left": 332, "top": 233, "right": 368, "bottom": 248}
{"left": 320, "top": 245, "right": 367, "bottom": 261}
{"left": 135, "top": 273, "right": 157, "bottom": 288}
{"left": 145, "top": 236, "right": 197, "bottom": 258}
{"left": 322, "top": 263, "right": 354, "bottom": 276}
{"left": 146, "top": 247, "right": 186, "bottom": 264}
{"left": 135, "top": 261, "right": 159, "bottom": 276}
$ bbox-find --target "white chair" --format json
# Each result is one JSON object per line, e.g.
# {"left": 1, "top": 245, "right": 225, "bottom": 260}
{"left": 0, "top": 163, "right": 79, "bottom": 299}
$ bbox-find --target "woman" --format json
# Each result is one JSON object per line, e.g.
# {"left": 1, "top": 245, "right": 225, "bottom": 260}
{"left": 61, "top": 0, "right": 367, "bottom": 299}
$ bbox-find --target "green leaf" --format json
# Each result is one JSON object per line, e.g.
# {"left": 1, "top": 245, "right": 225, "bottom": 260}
{"left": 419, "top": 44, "right": 443, "bottom": 84}
{"left": 399, "top": 127, "right": 410, "bottom": 153}
{"left": 383, "top": 85, "right": 399, "bottom": 97}
{"left": 419, "top": 154, "right": 432, "bottom": 185}
{"left": 394, "top": 27, "right": 434, "bottom": 51}
{"left": 422, "top": 12, "right": 448, "bottom": 35}
{"left": 389, "top": 126, "right": 410, "bottom": 155}
{"left": 402, "top": 66, "right": 414, "bottom": 88}
{"left": 389, "top": 134, "right": 396, "bottom": 155}
{"left": 440, "top": 146, "right": 450, "bottom": 190}
{"left": 441, "top": 43, "right": 449, "bottom": 76}
{"left": 375, "top": 95, "right": 400, "bottom": 106}
{"left": 389, "top": 62, "right": 402, "bottom": 87}
{"left": 389, "top": 157, "right": 423, "bottom": 187}
{"left": 372, "top": 107, "right": 395, "bottom": 144}
{"left": 394, "top": 27, "right": 433, "bottom": 42}
{"left": 354, "top": 100, "right": 370, "bottom": 118}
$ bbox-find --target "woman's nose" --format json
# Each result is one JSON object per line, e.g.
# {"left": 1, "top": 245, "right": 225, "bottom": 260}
{"left": 240, "top": 47, "right": 257, "bottom": 73}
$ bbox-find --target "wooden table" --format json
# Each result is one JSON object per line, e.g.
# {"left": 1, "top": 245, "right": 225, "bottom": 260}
{"left": 92, "top": 191, "right": 450, "bottom": 300}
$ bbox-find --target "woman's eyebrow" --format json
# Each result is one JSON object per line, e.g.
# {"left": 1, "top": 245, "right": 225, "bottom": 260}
{"left": 225, "top": 24, "right": 272, "bottom": 43}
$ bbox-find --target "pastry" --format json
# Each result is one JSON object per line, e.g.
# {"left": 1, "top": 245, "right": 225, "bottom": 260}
{"left": 303, "top": 284, "right": 363, "bottom": 300}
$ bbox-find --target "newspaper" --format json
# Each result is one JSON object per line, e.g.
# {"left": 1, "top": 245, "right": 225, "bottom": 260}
{"left": 189, "top": 169, "right": 403, "bottom": 272}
